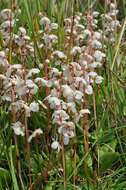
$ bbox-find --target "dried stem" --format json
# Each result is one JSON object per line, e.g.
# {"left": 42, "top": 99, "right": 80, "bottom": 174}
{"left": 92, "top": 91, "right": 99, "bottom": 181}
{"left": 83, "top": 95, "right": 89, "bottom": 153}
{"left": 61, "top": 137, "right": 67, "bottom": 189}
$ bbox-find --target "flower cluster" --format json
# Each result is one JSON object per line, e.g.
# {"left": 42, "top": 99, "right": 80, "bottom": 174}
{"left": 102, "top": 2, "right": 121, "bottom": 44}
{"left": 0, "top": 7, "right": 107, "bottom": 151}
{"left": 37, "top": 12, "right": 105, "bottom": 150}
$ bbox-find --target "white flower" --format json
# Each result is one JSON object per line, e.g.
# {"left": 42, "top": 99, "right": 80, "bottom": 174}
{"left": 51, "top": 23, "right": 58, "bottom": 30}
{"left": 92, "top": 39, "right": 102, "bottom": 49}
{"left": 74, "top": 77, "right": 87, "bottom": 88}
{"left": 0, "top": 51, "right": 5, "bottom": 58}
{"left": 43, "top": 34, "right": 57, "bottom": 46}
{"left": 51, "top": 140, "right": 61, "bottom": 152}
{"left": 74, "top": 90, "right": 83, "bottom": 101}
{"left": 95, "top": 76, "right": 103, "bottom": 84}
{"left": 47, "top": 96, "right": 61, "bottom": 109}
{"left": 88, "top": 71, "right": 97, "bottom": 78}
{"left": 70, "top": 46, "right": 81, "bottom": 56}
{"left": 85, "top": 85, "right": 93, "bottom": 95}
{"left": 49, "top": 68, "right": 61, "bottom": 77}
{"left": 9, "top": 100, "right": 24, "bottom": 113}
{"left": 80, "top": 109, "right": 90, "bottom": 116}
{"left": 93, "top": 31, "right": 102, "bottom": 40}
{"left": 11, "top": 64, "right": 22, "bottom": 69}
{"left": 11, "top": 122, "right": 24, "bottom": 136}
{"left": 53, "top": 50, "right": 67, "bottom": 59}
{"left": 63, "top": 136, "right": 69, "bottom": 145}
{"left": 40, "top": 16, "right": 50, "bottom": 26}
{"left": 27, "top": 68, "right": 40, "bottom": 78}
{"left": 26, "top": 80, "right": 38, "bottom": 94}
{"left": 89, "top": 62, "right": 102, "bottom": 68}
{"left": 34, "top": 77, "right": 48, "bottom": 87}
{"left": 111, "top": 20, "right": 120, "bottom": 29}
{"left": 1, "top": 20, "right": 15, "bottom": 28}
{"left": 29, "top": 102, "right": 39, "bottom": 112}
{"left": 18, "top": 27, "right": 27, "bottom": 36}
{"left": 80, "top": 60, "right": 87, "bottom": 67}
{"left": 52, "top": 110, "right": 69, "bottom": 125}
{"left": 28, "top": 128, "right": 43, "bottom": 142}
{"left": 0, "top": 9, "right": 12, "bottom": 20}
{"left": 94, "top": 50, "right": 105, "bottom": 62}
{"left": 67, "top": 102, "right": 77, "bottom": 113}
{"left": 62, "top": 85, "right": 74, "bottom": 98}
{"left": 93, "top": 11, "right": 99, "bottom": 17}
{"left": 83, "top": 29, "right": 91, "bottom": 37}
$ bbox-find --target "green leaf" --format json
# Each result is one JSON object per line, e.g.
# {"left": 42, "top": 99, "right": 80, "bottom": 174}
{"left": 99, "top": 152, "right": 120, "bottom": 173}
{"left": 9, "top": 146, "right": 19, "bottom": 190}
{"left": 45, "top": 182, "right": 55, "bottom": 190}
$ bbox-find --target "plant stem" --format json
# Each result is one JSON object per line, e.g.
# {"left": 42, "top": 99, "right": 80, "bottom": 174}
{"left": 61, "top": 137, "right": 66, "bottom": 189}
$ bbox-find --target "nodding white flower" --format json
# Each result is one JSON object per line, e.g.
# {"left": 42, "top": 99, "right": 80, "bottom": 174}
{"left": 11, "top": 121, "right": 25, "bottom": 136}
{"left": 89, "top": 62, "right": 102, "bottom": 68}
{"left": 88, "top": 71, "right": 97, "bottom": 78}
{"left": 58, "top": 121, "right": 75, "bottom": 145}
{"left": 74, "top": 77, "right": 87, "bottom": 88}
{"left": 34, "top": 77, "right": 48, "bottom": 87}
{"left": 26, "top": 80, "right": 38, "bottom": 94}
{"left": 70, "top": 46, "right": 81, "bottom": 56}
{"left": 16, "top": 81, "right": 27, "bottom": 96}
{"left": 80, "top": 109, "right": 90, "bottom": 116}
{"left": 18, "top": 27, "right": 27, "bottom": 36}
{"left": 51, "top": 140, "right": 61, "bottom": 152}
{"left": 85, "top": 85, "right": 93, "bottom": 95}
{"left": 67, "top": 102, "right": 77, "bottom": 113}
{"left": 83, "top": 29, "right": 91, "bottom": 37}
{"left": 110, "top": 20, "right": 120, "bottom": 29}
{"left": 92, "top": 39, "right": 102, "bottom": 49}
{"left": 58, "top": 121, "right": 75, "bottom": 134}
{"left": 29, "top": 102, "right": 39, "bottom": 112}
{"left": 0, "top": 74, "right": 6, "bottom": 80}
{"left": 27, "top": 68, "right": 40, "bottom": 78}
{"left": 52, "top": 110, "right": 69, "bottom": 125}
{"left": 1, "top": 20, "right": 15, "bottom": 28}
{"left": 23, "top": 35, "right": 30, "bottom": 41}
{"left": 95, "top": 75, "right": 103, "bottom": 84}
{"left": 0, "top": 51, "right": 9, "bottom": 67}
{"left": 63, "top": 136, "right": 69, "bottom": 145}
{"left": 28, "top": 128, "right": 43, "bottom": 142}
{"left": 47, "top": 96, "right": 61, "bottom": 110}
{"left": 94, "top": 50, "right": 105, "bottom": 62}
{"left": 9, "top": 100, "right": 24, "bottom": 113}
{"left": 49, "top": 68, "right": 61, "bottom": 78}
{"left": 62, "top": 85, "right": 74, "bottom": 98}
{"left": 110, "top": 3, "right": 117, "bottom": 10}
{"left": 11, "top": 64, "right": 22, "bottom": 70}
{"left": 0, "top": 51, "right": 6, "bottom": 58}
{"left": 40, "top": 16, "right": 50, "bottom": 26}
{"left": 80, "top": 60, "right": 87, "bottom": 67}
{"left": 74, "top": 90, "right": 83, "bottom": 101}
{"left": 53, "top": 50, "right": 67, "bottom": 59}
{"left": 43, "top": 34, "right": 58, "bottom": 46}
{"left": 93, "top": 11, "right": 99, "bottom": 18}
{"left": 0, "top": 9, "right": 12, "bottom": 20}
{"left": 93, "top": 31, "right": 102, "bottom": 40}
{"left": 51, "top": 22, "right": 58, "bottom": 30}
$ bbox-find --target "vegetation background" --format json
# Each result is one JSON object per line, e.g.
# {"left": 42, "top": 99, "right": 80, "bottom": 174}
{"left": 0, "top": 0, "right": 126, "bottom": 190}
